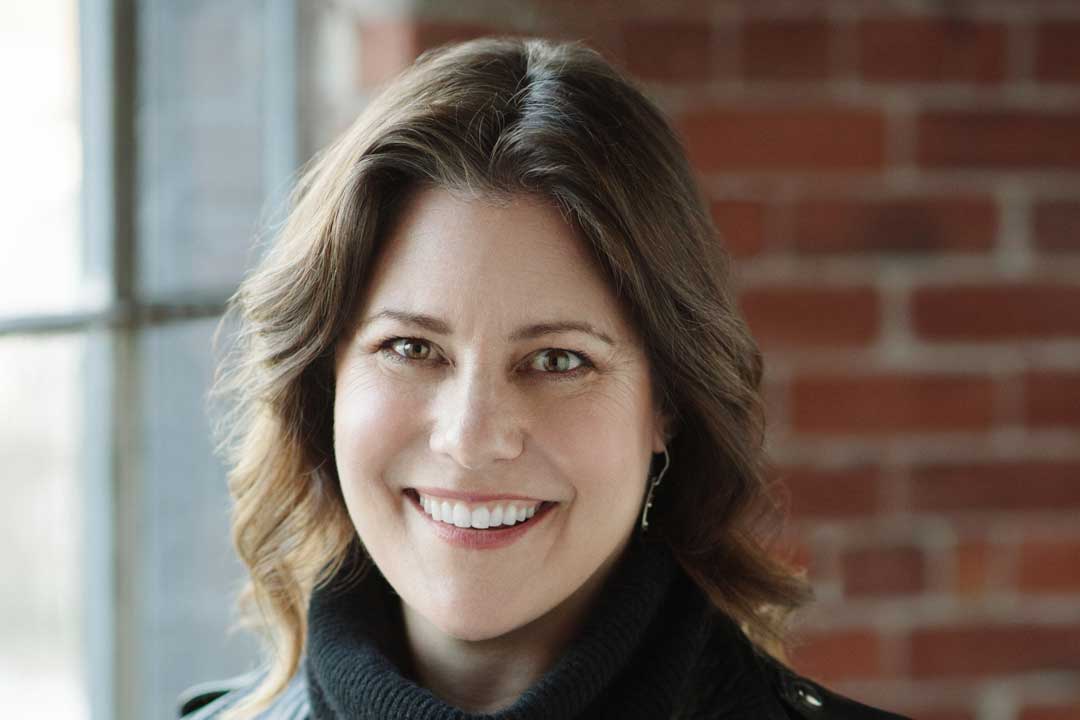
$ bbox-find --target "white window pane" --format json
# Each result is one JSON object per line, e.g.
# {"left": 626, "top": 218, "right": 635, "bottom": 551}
{"left": 0, "top": 333, "right": 88, "bottom": 719}
{"left": 0, "top": 2, "right": 99, "bottom": 317}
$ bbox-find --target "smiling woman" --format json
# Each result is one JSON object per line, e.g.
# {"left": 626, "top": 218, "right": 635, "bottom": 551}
{"left": 331, "top": 187, "right": 670, "bottom": 685}
{"left": 182, "top": 36, "right": 910, "bottom": 720}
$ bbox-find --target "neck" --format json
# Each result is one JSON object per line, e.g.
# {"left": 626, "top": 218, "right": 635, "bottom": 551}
{"left": 400, "top": 536, "right": 630, "bottom": 713}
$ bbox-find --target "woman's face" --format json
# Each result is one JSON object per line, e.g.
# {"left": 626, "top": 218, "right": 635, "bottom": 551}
{"left": 333, "top": 186, "right": 668, "bottom": 643}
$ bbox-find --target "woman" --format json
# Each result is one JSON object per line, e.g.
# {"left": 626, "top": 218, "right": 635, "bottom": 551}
{"left": 180, "top": 37, "right": 909, "bottom": 720}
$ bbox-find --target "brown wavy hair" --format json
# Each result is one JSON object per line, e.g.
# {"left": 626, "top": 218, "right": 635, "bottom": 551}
{"left": 209, "top": 35, "right": 813, "bottom": 719}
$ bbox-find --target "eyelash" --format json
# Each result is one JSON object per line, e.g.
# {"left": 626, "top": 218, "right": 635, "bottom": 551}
{"left": 374, "top": 336, "right": 595, "bottom": 381}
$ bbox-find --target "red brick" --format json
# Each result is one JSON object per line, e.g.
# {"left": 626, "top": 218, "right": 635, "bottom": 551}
{"left": 1025, "top": 371, "right": 1080, "bottom": 427}
{"left": 1018, "top": 538, "right": 1080, "bottom": 593}
{"left": 912, "top": 283, "right": 1080, "bottom": 341}
{"left": 1021, "top": 704, "right": 1080, "bottom": 720}
{"left": 1035, "top": 21, "right": 1080, "bottom": 84}
{"left": 357, "top": 21, "right": 496, "bottom": 88}
{"left": 789, "top": 629, "right": 882, "bottom": 683}
{"left": 622, "top": 20, "right": 712, "bottom": 82}
{"left": 918, "top": 112, "right": 1080, "bottom": 169}
{"left": 773, "top": 465, "right": 881, "bottom": 519}
{"left": 791, "top": 373, "right": 996, "bottom": 435}
{"left": 910, "top": 623, "right": 1080, "bottom": 677}
{"left": 679, "top": 107, "right": 886, "bottom": 172}
{"left": 911, "top": 461, "right": 1080, "bottom": 513}
{"left": 743, "top": 19, "right": 830, "bottom": 81}
{"left": 953, "top": 539, "right": 993, "bottom": 596}
{"left": 842, "top": 545, "right": 926, "bottom": 597}
{"left": 711, "top": 200, "right": 765, "bottom": 257}
{"left": 1034, "top": 201, "right": 1080, "bottom": 252}
{"left": 859, "top": 18, "right": 1007, "bottom": 84}
{"left": 358, "top": 20, "right": 415, "bottom": 88}
{"left": 739, "top": 286, "right": 880, "bottom": 349}
{"left": 792, "top": 196, "right": 997, "bottom": 254}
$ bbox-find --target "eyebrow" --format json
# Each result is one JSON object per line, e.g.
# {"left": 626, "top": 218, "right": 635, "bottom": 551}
{"left": 361, "top": 308, "right": 616, "bottom": 346}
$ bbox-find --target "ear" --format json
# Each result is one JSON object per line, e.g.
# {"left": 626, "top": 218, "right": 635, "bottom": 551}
{"left": 651, "top": 408, "right": 676, "bottom": 454}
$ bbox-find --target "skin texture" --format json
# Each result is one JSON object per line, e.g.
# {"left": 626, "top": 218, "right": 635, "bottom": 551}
{"left": 332, "top": 186, "right": 669, "bottom": 712}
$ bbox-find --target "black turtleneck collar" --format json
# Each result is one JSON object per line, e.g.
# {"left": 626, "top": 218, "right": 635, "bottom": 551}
{"left": 304, "top": 534, "right": 787, "bottom": 719}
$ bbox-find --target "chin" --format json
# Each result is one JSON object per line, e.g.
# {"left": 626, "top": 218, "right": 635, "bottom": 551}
{"left": 421, "top": 606, "right": 518, "bottom": 643}
{"left": 418, "top": 589, "right": 549, "bottom": 643}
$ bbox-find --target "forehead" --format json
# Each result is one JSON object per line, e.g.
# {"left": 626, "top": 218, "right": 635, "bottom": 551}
{"left": 358, "top": 187, "right": 637, "bottom": 342}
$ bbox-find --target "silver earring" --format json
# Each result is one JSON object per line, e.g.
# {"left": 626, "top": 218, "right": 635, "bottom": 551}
{"left": 639, "top": 447, "right": 671, "bottom": 533}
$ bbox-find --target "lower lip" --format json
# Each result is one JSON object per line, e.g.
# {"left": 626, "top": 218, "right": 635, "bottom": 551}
{"left": 405, "top": 490, "right": 557, "bottom": 550}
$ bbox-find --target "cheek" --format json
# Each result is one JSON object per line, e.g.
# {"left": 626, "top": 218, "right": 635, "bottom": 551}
{"left": 333, "top": 368, "right": 421, "bottom": 496}
{"left": 548, "top": 383, "right": 652, "bottom": 513}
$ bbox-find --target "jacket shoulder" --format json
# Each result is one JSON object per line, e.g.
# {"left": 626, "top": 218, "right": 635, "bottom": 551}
{"left": 177, "top": 666, "right": 310, "bottom": 719}
{"left": 756, "top": 650, "right": 911, "bottom": 720}
{"left": 177, "top": 669, "right": 264, "bottom": 718}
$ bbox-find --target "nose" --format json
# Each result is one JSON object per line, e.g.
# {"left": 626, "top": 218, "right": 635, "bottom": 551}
{"left": 428, "top": 362, "right": 524, "bottom": 470}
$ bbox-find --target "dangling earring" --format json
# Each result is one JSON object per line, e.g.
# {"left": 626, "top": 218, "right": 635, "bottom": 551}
{"left": 639, "top": 447, "right": 671, "bottom": 534}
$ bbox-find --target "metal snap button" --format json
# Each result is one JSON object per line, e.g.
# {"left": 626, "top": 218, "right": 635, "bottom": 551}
{"left": 793, "top": 680, "right": 824, "bottom": 709}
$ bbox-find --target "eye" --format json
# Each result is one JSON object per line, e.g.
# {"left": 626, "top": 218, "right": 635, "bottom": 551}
{"left": 529, "top": 348, "right": 591, "bottom": 378}
{"left": 380, "top": 337, "right": 439, "bottom": 364}
{"left": 376, "top": 337, "right": 594, "bottom": 380}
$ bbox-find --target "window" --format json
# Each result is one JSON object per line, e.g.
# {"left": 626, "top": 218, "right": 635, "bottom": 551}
{"left": 1, "top": 1, "right": 300, "bottom": 717}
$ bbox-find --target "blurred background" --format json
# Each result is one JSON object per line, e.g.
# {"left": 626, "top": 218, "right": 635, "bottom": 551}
{"left": 3, "top": 1, "right": 1079, "bottom": 719}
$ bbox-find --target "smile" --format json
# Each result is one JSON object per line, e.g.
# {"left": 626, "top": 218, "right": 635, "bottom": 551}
{"left": 417, "top": 490, "right": 543, "bottom": 528}
{"left": 403, "top": 489, "right": 558, "bottom": 549}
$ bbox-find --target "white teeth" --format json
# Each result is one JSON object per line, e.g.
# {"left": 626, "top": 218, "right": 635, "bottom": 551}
{"left": 414, "top": 492, "right": 545, "bottom": 530}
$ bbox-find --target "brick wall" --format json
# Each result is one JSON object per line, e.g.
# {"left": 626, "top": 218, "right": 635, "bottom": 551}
{"left": 314, "top": 2, "right": 1080, "bottom": 718}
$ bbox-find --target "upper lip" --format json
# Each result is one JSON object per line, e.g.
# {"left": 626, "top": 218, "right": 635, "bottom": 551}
{"left": 408, "top": 486, "right": 552, "bottom": 503}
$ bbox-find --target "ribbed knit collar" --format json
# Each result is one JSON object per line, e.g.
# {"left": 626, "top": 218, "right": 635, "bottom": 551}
{"left": 304, "top": 534, "right": 780, "bottom": 719}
